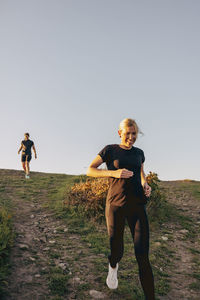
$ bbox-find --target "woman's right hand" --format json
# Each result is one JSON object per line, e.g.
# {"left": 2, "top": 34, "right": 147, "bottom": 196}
{"left": 113, "top": 168, "right": 134, "bottom": 178}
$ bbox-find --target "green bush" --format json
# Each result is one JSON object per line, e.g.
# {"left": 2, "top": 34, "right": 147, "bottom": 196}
{"left": 146, "top": 172, "right": 171, "bottom": 224}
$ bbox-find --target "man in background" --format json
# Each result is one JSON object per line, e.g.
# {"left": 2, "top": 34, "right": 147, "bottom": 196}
{"left": 18, "top": 133, "right": 37, "bottom": 179}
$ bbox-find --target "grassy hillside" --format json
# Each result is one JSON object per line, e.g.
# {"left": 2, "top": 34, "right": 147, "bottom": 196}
{"left": 0, "top": 184, "right": 13, "bottom": 296}
{"left": 0, "top": 169, "right": 199, "bottom": 299}
{"left": 0, "top": 169, "right": 82, "bottom": 298}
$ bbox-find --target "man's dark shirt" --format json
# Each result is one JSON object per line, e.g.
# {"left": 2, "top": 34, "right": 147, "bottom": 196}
{"left": 21, "top": 140, "right": 34, "bottom": 155}
{"left": 98, "top": 144, "right": 146, "bottom": 206}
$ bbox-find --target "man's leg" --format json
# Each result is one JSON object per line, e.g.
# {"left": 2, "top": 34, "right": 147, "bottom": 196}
{"left": 25, "top": 161, "right": 30, "bottom": 175}
{"left": 22, "top": 162, "right": 26, "bottom": 172}
{"left": 25, "top": 154, "right": 32, "bottom": 176}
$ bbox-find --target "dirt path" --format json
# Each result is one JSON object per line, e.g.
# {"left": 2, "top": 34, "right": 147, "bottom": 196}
{"left": 2, "top": 170, "right": 110, "bottom": 300}
{"left": 159, "top": 181, "right": 200, "bottom": 300}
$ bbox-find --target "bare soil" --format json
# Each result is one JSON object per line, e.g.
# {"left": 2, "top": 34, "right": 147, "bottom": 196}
{"left": 159, "top": 181, "right": 200, "bottom": 300}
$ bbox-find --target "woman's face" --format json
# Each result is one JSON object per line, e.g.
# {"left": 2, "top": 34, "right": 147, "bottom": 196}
{"left": 118, "top": 126, "right": 137, "bottom": 149}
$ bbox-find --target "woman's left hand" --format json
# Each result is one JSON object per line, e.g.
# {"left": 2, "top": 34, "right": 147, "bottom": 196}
{"left": 143, "top": 183, "right": 152, "bottom": 197}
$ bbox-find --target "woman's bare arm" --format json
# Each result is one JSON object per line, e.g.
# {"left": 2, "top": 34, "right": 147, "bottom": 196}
{"left": 141, "top": 163, "right": 147, "bottom": 187}
{"left": 87, "top": 155, "right": 133, "bottom": 179}
{"left": 141, "top": 163, "right": 151, "bottom": 196}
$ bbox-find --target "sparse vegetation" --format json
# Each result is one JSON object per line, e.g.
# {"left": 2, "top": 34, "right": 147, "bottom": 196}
{"left": 0, "top": 169, "right": 199, "bottom": 299}
{"left": 0, "top": 195, "right": 14, "bottom": 296}
{"left": 48, "top": 271, "right": 69, "bottom": 296}
{"left": 178, "top": 180, "right": 200, "bottom": 200}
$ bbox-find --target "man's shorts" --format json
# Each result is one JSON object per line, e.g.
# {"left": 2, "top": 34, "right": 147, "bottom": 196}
{"left": 21, "top": 154, "right": 32, "bottom": 162}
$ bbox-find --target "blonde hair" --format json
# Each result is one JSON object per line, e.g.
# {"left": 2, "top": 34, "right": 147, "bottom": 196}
{"left": 119, "top": 118, "right": 142, "bottom": 137}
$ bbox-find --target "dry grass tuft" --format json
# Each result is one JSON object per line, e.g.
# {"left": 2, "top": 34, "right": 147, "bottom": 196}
{"left": 64, "top": 178, "right": 109, "bottom": 221}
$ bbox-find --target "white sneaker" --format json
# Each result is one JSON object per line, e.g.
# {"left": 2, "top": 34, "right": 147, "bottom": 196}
{"left": 106, "top": 263, "right": 118, "bottom": 289}
{"left": 25, "top": 174, "right": 30, "bottom": 179}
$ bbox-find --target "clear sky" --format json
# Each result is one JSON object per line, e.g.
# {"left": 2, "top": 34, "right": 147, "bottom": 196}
{"left": 0, "top": 0, "right": 199, "bottom": 180}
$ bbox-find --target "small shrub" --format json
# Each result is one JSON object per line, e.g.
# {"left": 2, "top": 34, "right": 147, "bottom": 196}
{"left": 64, "top": 178, "right": 108, "bottom": 221}
{"left": 146, "top": 172, "right": 170, "bottom": 224}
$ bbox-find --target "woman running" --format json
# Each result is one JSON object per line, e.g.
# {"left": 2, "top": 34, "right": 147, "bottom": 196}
{"left": 87, "top": 118, "right": 155, "bottom": 300}
{"left": 18, "top": 133, "right": 37, "bottom": 179}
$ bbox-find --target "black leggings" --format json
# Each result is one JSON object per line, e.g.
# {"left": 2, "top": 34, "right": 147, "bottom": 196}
{"left": 106, "top": 203, "right": 155, "bottom": 300}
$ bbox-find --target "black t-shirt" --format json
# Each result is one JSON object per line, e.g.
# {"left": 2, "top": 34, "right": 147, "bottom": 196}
{"left": 98, "top": 144, "right": 146, "bottom": 206}
{"left": 21, "top": 140, "right": 34, "bottom": 155}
